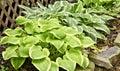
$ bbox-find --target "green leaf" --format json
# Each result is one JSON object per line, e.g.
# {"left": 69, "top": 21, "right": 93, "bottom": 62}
{"left": 35, "top": 33, "right": 48, "bottom": 42}
{"left": 56, "top": 57, "right": 76, "bottom": 71}
{"left": 18, "top": 45, "right": 30, "bottom": 57}
{"left": 3, "top": 27, "right": 24, "bottom": 36}
{"left": 29, "top": 46, "right": 49, "bottom": 59}
{"left": 71, "top": 1, "right": 83, "bottom": 13}
{"left": 23, "top": 36, "right": 39, "bottom": 46}
{"left": 64, "top": 35, "right": 81, "bottom": 48}
{"left": 92, "top": 15, "right": 105, "bottom": 24}
{"left": 49, "top": 61, "right": 59, "bottom": 71}
{"left": 46, "top": 36, "right": 64, "bottom": 49}
{"left": 66, "top": 48, "right": 84, "bottom": 66}
{"left": 83, "top": 0, "right": 91, "bottom": 6}
{"left": 0, "top": 36, "right": 20, "bottom": 45}
{"left": 10, "top": 57, "right": 26, "bottom": 70}
{"left": 60, "top": 26, "right": 81, "bottom": 36}
{"left": 16, "top": 16, "right": 27, "bottom": 25}
{"left": 66, "top": 17, "right": 79, "bottom": 29}
{"left": 100, "top": 15, "right": 114, "bottom": 21}
{"left": 32, "top": 58, "right": 51, "bottom": 71}
{"left": 25, "top": 21, "right": 34, "bottom": 34}
{"left": 93, "top": 23, "right": 110, "bottom": 34}
{"left": 58, "top": 43, "right": 68, "bottom": 54}
{"left": 81, "top": 57, "right": 89, "bottom": 69}
{"left": 49, "top": 29, "right": 66, "bottom": 39}
{"left": 81, "top": 37, "right": 95, "bottom": 48}
{"left": 40, "top": 19, "right": 61, "bottom": 32}
{"left": 2, "top": 46, "right": 18, "bottom": 60}
{"left": 82, "top": 24, "right": 106, "bottom": 40}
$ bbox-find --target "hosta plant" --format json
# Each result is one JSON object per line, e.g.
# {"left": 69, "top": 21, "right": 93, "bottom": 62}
{"left": 19, "top": 0, "right": 117, "bottom": 41}
{"left": 0, "top": 16, "right": 95, "bottom": 71}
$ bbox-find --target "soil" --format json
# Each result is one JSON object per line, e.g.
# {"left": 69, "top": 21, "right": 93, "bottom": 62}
{"left": 0, "top": 19, "right": 120, "bottom": 71}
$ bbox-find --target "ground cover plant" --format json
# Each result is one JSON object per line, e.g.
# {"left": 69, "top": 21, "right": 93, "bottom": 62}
{"left": 19, "top": 0, "right": 120, "bottom": 41}
{"left": 0, "top": 0, "right": 120, "bottom": 71}
{"left": 0, "top": 16, "right": 95, "bottom": 70}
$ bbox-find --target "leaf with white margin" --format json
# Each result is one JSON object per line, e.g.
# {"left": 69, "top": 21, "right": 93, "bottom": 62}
{"left": 66, "top": 48, "right": 84, "bottom": 67}
{"left": 56, "top": 57, "right": 76, "bottom": 71}
{"left": 0, "top": 36, "right": 20, "bottom": 45}
{"left": 3, "top": 27, "right": 24, "bottom": 36}
{"left": 81, "top": 56, "right": 89, "bottom": 69}
{"left": 32, "top": 58, "right": 51, "bottom": 71}
{"left": 29, "top": 45, "right": 49, "bottom": 59}
{"left": 46, "top": 36, "right": 64, "bottom": 49}
{"left": 49, "top": 61, "right": 59, "bottom": 71}
{"left": 64, "top": 35, "right": 81, "bottom": 48}
{"left": 10, "top": 57, "right": 26, "bottom": 70}
{"left": 2, "top": 46, "right": 18, "bottom": 60}
{"left": 81, "top": 37, "right": 95, "bottom": 48}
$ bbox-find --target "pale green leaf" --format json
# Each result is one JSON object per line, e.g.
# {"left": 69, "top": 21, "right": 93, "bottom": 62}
{"left": 10, "top": 57, "right": 26, "bottom": 70}
{"left": 60, "top": 26, "right": 81, "bottom": 36}
{"left": 83, "top": 0, "right": 91, "bottom": 5}
{"left": 29, "top": 46, "right": 49, "bottom": 59}
{"left": 49, "top": 61, "right": 59, "bottom": 71}
{"left": 46, "top": 36, "right": 64, "bottom": 49}
{"left": 23, "top": 36, "right": 39, "bottom": 46}
{"left": 16, "top": 16, "right": 27, "bottom": 25}
{"left": 25, "top": 21, "right": 34, "bottom": 34}
{"left": 58, "top": 43, "right": 68, "bottom": 54}
{"left": 32, "top": 58, "right": 51, "bottom": 71}
{"left": 40, "top": 19, "right": 61, "bottom": 32}
{"left": 49, "top": 29, "right": 66, "bottom": 39}
{"left": 2, "top": 46, "right": 18, "bottom": 60}
{"left": 0, "top": 36, "right": 20, "bottom": 45}
{"left": 56, "top": 57, "right": 76, "bottom": 71}
{"left": 64, "top": 35, "right": 81, "bottom": 48}
{"left": 66, "top": 48, "right": 84, "bottom": 66}
{"left": 35, "top": 33, "right": 48, "bottom": 42}
{"left": 18, "top": 45, "right": 30, "bottom": 57}
{"left": 81, "top": 37, "right": 95, "bottom": 48}
{"left": 3, "top": 27, "right": 24, "bottom": 36}
{"left": 81, "top": 57, "right": 89, "bottom": 69}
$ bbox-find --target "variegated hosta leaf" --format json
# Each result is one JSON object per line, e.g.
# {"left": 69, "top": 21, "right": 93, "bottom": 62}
{"left": 0, "top": 36, "right": 20, "bottom": 45}
{"left": 66, "top": 48, "right": 84, "bottom": 67}
{"left": 40, "top": 19, "right": 62, "bottom": 32}
{"left": 25, "top": 21, "right": 34, "bottom": 34}
{"left": 60, "top": 26, "right": 81, "bottom": 36}
{"left": 56, "top": 57, "right": 76, "bottom": 71}
{"left": 18, "top": 45, "right": 31, "bottom": 57}
{"left": 29, "top": 45, "right": 50, "bottom": 59}
{"left": 58, "top": 43, "right": 68, "bottom": 54}
{"left": 16, "top": 16, "right": 27, "bottom": 25}
{"left": 3, "top": 27, "right": 24, "bottom": 36}
{"left": 64, "top": 35, "right": 81, "bottom": 48}
{"left": 46, "top": 36, "right": 64, "bottom": 49}
{"left": 49, "top": 61, "right": 59, "bottom": 71}
{"left": 81, "top": 37, "right": 95, "bottom": 48}
{"left": 23, "top": 36, "right": 39, "bottom": 46}
{"left": 81, "top": 56, "right": 89, "bottom": 69}
{"left": 49, "top": 29, "right": 66, "bottom": 39}
{"left": 93, "top": 23, "right": 110, "bottom": 34}
{"left": 35, "top": 33, "right": 48, "bottom": 42}
{"left": 2, "top": 46, "right": 18, "bottom": 60}
{"left": 82, "top": 24, "right": 106, "bottom": 40}
{"left": 11, "top": 57, "right": 26, "bottom": 70}
{"left": 32, "top": 58, "right": 51, "bottom": 71}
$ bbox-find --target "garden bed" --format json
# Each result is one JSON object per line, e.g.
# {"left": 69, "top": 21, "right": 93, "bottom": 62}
{"left": 0, "top": 0, "right": 120, "bottom": 71}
